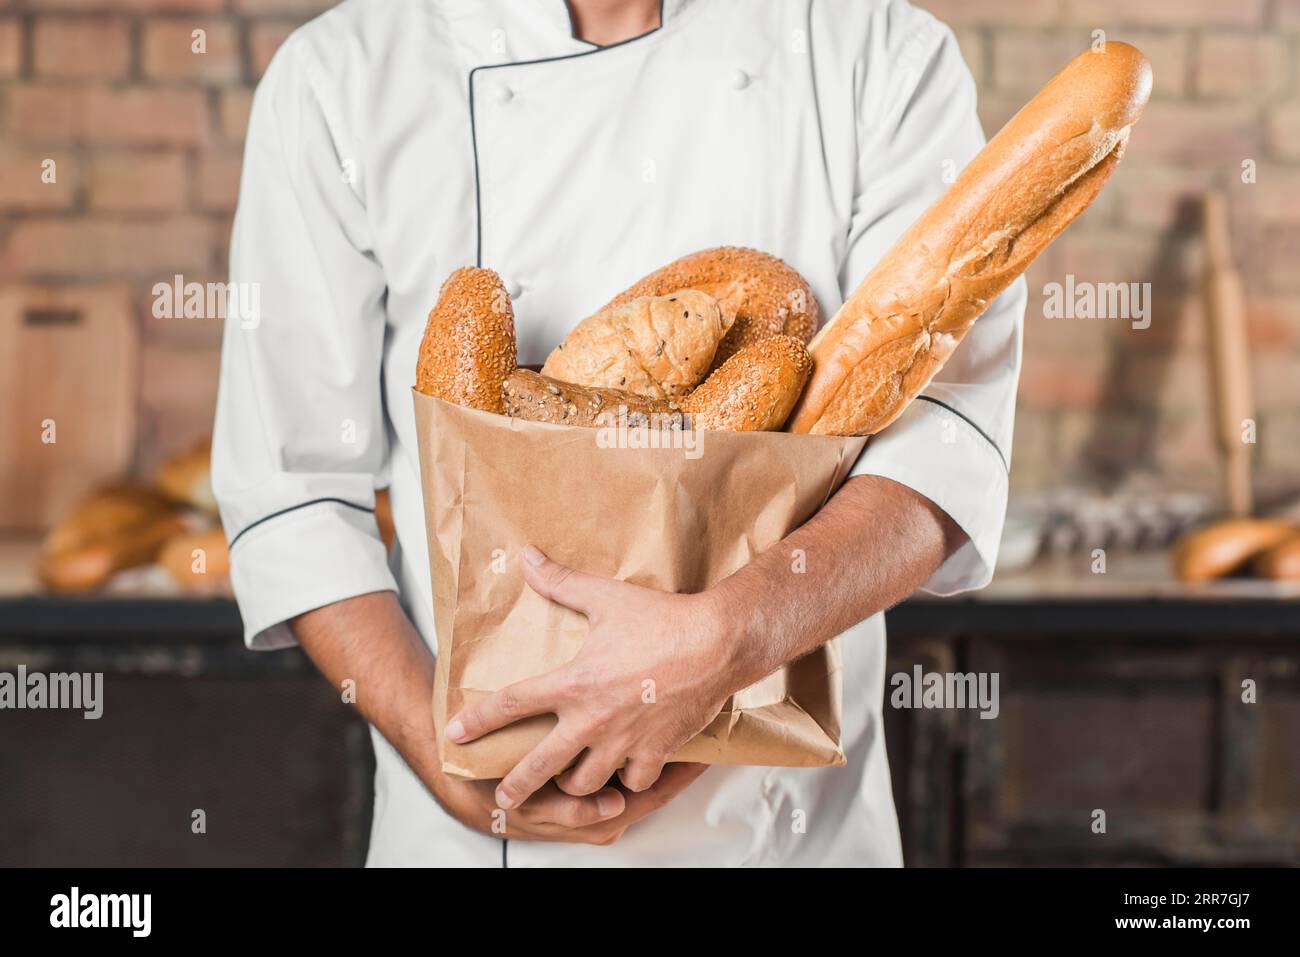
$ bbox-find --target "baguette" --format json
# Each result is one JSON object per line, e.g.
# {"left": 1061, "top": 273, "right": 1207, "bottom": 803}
{"left": 603, "top": 246, "right": 819, "bottom": 367}
{"left": 541, "top": 290, "right": 728, "bottom": 400}
{"left": 1250, "top": 533, "right": 1300, "bottom": 581}
{"left": 1172, "top": 518, "right": 1298, "bottom": 582}
{"left": 157, "top": 527, "right": 231, "bottom": 595}
{"left": 682, "top": 335, "right": 812, "bottom": 432}
{"left": 416, "top": 267, "right": 517, "bottom": 413}
{"left": 787, "top": 42, "right": 1153, "bottom": 436}
{"left": 502, "top": 369, "right": 684, "bottom": 428}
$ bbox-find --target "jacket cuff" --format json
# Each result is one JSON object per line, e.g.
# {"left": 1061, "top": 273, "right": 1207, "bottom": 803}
{"left": 227, "top": 499, "right": 398, "bottom": 649}
{"left": 846, "top": 398, "right": 1010, "bottom": 596}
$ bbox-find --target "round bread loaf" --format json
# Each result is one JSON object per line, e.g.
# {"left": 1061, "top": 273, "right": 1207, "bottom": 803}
{"left": 603, "top": 246, "right": 819, "bottom": 366}
{"left": 682, "top": 335, "right": 812, "bottom": 432}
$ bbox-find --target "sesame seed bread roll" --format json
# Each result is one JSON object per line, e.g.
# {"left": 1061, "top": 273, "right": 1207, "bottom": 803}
{"left": 541, "top": 289, "right": 728, "bottom": 400}
{"left": 682, "top": 335, "right": 813, "bottom": 432}
{"left": 416, "top": 267, "right": 517, "bottom": 413}
{"left": 502, "top": 369, "right": 682, "bottom": 428}
{"left": 604, "top": 246, "right": 820, "bottom": 366}
{"left": 1172, "top": 519, "right": 1298, "bottom": 582}
{"left": 787, "top": 42, "right": 1153, "bottom": 436}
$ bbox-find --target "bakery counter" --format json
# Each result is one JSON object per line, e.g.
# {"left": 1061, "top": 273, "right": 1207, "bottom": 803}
{"left": 3, "top": 543, "right": 1299, "bottom": 867}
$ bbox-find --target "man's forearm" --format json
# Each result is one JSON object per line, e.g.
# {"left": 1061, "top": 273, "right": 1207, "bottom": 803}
{"left": 290, "top": 592, "right": 442, "bottom": 791}
{"left": 711, "top": 474, "right": 966, "bottom": 689}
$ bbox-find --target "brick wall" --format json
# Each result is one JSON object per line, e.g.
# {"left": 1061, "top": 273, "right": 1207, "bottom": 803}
{"left": 1, "top": 0, "right": 1297, "bottom": 502}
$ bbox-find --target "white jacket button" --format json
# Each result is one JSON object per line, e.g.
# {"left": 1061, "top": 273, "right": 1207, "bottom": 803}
{"left": 505, "top": 278, "right": 522, "bottom": 299}
{"left": 493, "top": 85, "right": 514, "bottom": 104}
{"left": 730, "top": 69, "right": 750, "bottom": 90}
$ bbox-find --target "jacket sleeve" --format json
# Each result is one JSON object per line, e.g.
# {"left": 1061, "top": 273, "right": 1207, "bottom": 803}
{"left": 212, "top": 36, "right": 397, "bottom": 649}
{"left": 838, "top": 5, "right": 1026, "bottom": 595}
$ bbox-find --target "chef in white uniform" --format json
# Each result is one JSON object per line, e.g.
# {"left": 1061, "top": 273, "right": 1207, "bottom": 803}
{"left": 212, "top": 0, "right": 1024, "bottom": 867}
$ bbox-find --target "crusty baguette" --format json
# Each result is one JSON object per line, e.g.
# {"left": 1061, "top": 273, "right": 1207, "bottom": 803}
{"left": 416, "top": 267, "right": 517, "bottom": 413}
{"left": 1250, "top": 532, "right": 1300, "bottom": 581}
{"left": 787, "top": 42, "right": 1153, "bottom": 436}
{"left": 541, "top": 290, "right": 728, "bottom": 400}
{"left": 157, "top": 527, "right": 232, "bottom": 595}
{"left": 155, "top": 438, "right": 217, "bottom": 514}
{"left": 1172, "top": 518, "right": 1298, "bottom": 582}
{"left": 38, "top": 484, "right": 186, "bottom": 593}
{"left": 604, "top": 246, "right": 819, "bottom": 367}
{"left": 502, "top": 369, "right": 683, "bottom": 428}
{"left": 682, "top": 335, "right": 812, "bottom": 432}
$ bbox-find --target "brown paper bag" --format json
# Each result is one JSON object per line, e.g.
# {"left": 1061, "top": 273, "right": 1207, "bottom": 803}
{"left": 413, "top": 389, "right": 868, "bottom": 780}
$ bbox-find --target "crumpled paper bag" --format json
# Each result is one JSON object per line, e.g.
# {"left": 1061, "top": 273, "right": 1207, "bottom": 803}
{"left": 413, "top": 389, "right": 868, "bottom": 780}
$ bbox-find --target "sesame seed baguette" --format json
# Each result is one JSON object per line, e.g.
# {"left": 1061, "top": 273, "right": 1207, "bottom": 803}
{"left": 415, "top": 266, "right": 517, "bottom": 414}
{"left": 787, "top": 42, "right": 1153, "bottom": 436}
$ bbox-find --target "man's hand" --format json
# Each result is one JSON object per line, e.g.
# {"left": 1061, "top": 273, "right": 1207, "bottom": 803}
{"left": 432, "top": 762, "right": 709, "bottom": 844}
{"left": 447, "top": 545, "right": 738, "bottom": 809}
{"left": 448, "top": 475, "right": 967, "bottom": 809}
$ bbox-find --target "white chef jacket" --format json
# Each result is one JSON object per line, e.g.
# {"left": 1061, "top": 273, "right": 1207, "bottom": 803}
{"left": 212, "top": 0, "right": 1025, "bottom": 867}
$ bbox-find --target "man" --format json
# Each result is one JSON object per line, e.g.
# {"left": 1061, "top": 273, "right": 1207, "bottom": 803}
{"left": 213, "top": 0, "right": 1024, "bottom": 866}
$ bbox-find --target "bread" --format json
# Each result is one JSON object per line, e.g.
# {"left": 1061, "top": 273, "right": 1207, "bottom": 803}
{"left": 787, "top": 42, "right": 1153, "bottom": 436}
{"left": 541, "top": 290, "right": 728, "bottom": 400}
{"left": 156, "top": 439, "right": 216, "bottom": 513}
{"left": 158, "top": 527, "right": 231, "bottom": 596}
{"left": 682, "top": 335, "right": 812, "bottom": 432}
{"left": 38, "top": 484, "right": 186, "bottom": 593}
{"left": 1172, "top": 518, "right": 1298, "bottom": 582}
{"left": 416, "top": 267, "right": 517, "bottom": 413}
{"left": 1250, "top": 533, "right": 1300, "bottom": 581}
{"left": 502, "top": 369, "right": 683, "bottom": 428}
{"left": 603, "top": 246, "right": 819, "bottom": 366}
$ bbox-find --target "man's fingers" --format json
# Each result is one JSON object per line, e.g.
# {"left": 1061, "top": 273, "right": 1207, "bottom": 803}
{"left": 615, "top": 762, "right": 710, "bottom": 825}
{"left": 618, "top": 754, "right": 667, "bottom": 793}
{"left": 445, "top": 672, "right": 560, "bottom": 744}
{"left": 520, "top": 782, "right": 625, "bottom": 828}
{"left": 494, "top": 726, "right": 587, "bottom": 810}
{"left": 556, "top": 748, "right": 625, "bottom": 797}
{"left": 521, "top": 545, "right": 616, "bottom": 617}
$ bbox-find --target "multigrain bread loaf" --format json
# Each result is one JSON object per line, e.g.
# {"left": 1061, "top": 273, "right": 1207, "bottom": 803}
{"left": 503, "top": 369, "right": 683, "bottom": 428}
{"left": 1172, "top": 518, "right": 1298, "bottom": 582}
{"left": 603, "top": 246, "right": 819, "bottom": 367}
{"left": 787, "top": 42, "right": 1153, "bottom": 436}
{"left": 541, "top": 290, "right": 728, "bottom": 400}
{"left": 38, "top": 484, "right": 186, "bottom": 593}
{"left": 416, "top": 267, "right": 517, "bottom": 413}
{"left": 683, "top": 335, "right": 812, "bottom": 432}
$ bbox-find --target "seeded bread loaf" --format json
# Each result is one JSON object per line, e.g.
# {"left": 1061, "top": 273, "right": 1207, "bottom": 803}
{"left": 416, "top": 267, "right": 517, "bottom": 413}
{"left": 683, "top": 336, "right": 812, "bottom": 432}
{"left": 502, "top": 369, "right": 682, "bottom": 428}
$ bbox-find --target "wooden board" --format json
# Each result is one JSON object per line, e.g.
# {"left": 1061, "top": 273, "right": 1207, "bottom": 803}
{"left": 0, "top": 284, "right": 138, "bottom": 531}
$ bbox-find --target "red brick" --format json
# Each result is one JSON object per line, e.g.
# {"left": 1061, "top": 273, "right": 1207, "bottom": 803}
{"left": 950, "top": 27, "right": 986, "bottom": 86}
{"left": 1260, "top": 227, "right": 1300, "bottom": 291}
{"left": 37, "top": 0, "right": 225, "bottom": 11}
{"left": 6, "top": 85, "right": 209, "bottom": 146}
{"left": 1260, "top": 412, "right": 1300, "bottom": 474}
{"left": 0, "top": 146, "right": 77, "bottom": 211}
{"left": 1196, "top": 34, "right": 1287, "bottom": 99}
{"left": 195, "top": 151, "right": 242, "bottom": 212}
{"left": 218, "top": 88, "right": 252, "bottom": 142}
{"left": 1246, "top": 296, "right": 1300, "bottom": 349}
{"left": 915, "top": 0, "right": 1062, "bottom": 26}
{"left": 231, "top": 0, "right": 337, "bottom": 13}
{"left": 1235, "top": 165, "right": 1300, "bottom": 225}
{"left": 0, "top": 18, "right": 21, "bottom": 78}
{"left": 1112, "top": 163, "right": 1216, "bottom": 231}
{"left": 1124, "top": 100, "right": 1260, "bottom": 165}
{"left": 1275, "top": 0, "right": 1300, "bottom": 28}
{"left": 89, "top": 152, "right": 188, "bottom": 212}
{"left": 992, "top": 30, "right": 1188, "bottom": 97}
{"left": 1017, "top": 349, "right": 1109, "bottom": 408}
{"left": 1066, "top": 0, "right": 1264, "bottom": 27}
{"left": 249, "top": 20, "right": 296, "bottom": 79}
{"left": 138, "top": 341, "right": 222, "bottom": 474}
{"left": 1254, "top": 352, "right": 1300, "bottom": 408}
{"left": 33, "top": 17, "right": 131, "bottom": 79}
{"left": 1268, "top": 103, "right": 1300, "bottom": 161}
{"left": 142, "top": 20, "right": 241, "bottom": 83}
{"left": 1, "top": 218, "right": 214, "bottom": 279}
